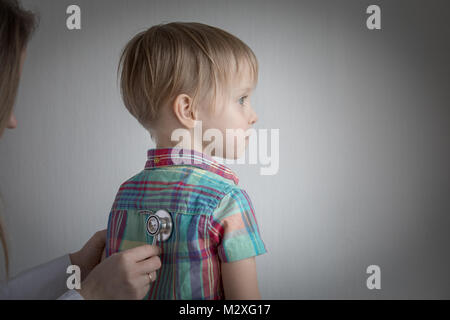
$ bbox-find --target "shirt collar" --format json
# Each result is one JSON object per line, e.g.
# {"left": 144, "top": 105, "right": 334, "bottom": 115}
{"left": 144, "top": 148, "right": 239, "bottom": 185}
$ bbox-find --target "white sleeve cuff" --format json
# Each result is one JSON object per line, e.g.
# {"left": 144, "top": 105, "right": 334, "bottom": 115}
{"left": 57, "top": 289, "right": 85, "bottom": 300}
{"left": 1, "top": 254, "right": 73, "bottom": 299}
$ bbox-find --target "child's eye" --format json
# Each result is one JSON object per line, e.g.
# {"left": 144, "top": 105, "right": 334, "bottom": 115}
{"left": 238, "top": 96, "right": 248, "bottom": 105}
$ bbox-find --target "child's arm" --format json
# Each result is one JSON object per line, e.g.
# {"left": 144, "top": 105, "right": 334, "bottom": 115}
{"left": 210, "top": 188, "right": 267, "bottom": 299}
{"left": 221, "top": 257, "right": 261, "bottom": 299}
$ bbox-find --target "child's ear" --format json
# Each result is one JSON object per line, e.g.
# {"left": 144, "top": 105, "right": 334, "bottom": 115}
{"left": 173, "top": 94, "right": 197, "bottom": 128}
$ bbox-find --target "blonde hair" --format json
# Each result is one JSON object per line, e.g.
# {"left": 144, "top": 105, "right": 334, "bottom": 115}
{"left": 0, "top": 0, "right": 36, "bottom": 278}
{"left": 118, "top": 22, "right": 258, "bottom": 130}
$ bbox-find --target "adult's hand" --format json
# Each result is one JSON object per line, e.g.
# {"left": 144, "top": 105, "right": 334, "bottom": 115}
{"left": 76, "top": 244, "right": 161, "bottom": 300}
{"left": 69, "top": 230, "right": 107, "bottom": 281}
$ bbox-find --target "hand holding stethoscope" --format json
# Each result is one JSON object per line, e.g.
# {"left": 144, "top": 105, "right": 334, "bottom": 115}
{"left": 143, "top": 209, "right": 174, "bottom": 282}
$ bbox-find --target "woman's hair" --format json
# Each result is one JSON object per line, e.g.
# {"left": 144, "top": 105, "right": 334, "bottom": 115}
{"left": 118, "top": 22, "right": 258, "bottom": 130}
{"left": 0, "top": 0, "right": 36, "bottom": 278}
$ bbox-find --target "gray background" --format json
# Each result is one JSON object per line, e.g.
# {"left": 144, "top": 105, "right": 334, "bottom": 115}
{"left": 0, "top": 0, "right": 449, "bottom": 299}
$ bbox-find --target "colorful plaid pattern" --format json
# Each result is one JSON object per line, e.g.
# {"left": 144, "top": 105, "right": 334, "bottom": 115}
{"left": 106, "top": 148, "right": 267, "bottom": 300}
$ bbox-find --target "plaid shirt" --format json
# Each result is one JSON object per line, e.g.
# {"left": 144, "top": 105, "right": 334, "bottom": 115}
{"left": 106, "top": 148, "right": 267, "bottom": 300}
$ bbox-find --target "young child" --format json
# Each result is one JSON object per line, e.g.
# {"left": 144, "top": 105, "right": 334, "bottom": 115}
{"left": 106, "top": 22, "right": 267, "bottom": 300}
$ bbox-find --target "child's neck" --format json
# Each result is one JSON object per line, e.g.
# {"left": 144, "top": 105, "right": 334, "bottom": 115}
{"left": 155, "top": 139, "right": 210, "bottom": 157}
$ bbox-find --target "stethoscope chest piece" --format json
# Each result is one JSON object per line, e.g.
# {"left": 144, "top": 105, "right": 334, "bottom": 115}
{"left": 145, "top": 209, "right": 173, "bottom": 242}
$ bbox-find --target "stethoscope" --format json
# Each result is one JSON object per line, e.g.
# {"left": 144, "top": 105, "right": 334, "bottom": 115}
{"left": 142, "top": 209, "right": 174, "bottom": 244}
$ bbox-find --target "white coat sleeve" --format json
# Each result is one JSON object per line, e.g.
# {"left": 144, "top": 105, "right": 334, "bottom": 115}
{"left": 0, "top": 254, "right": 83, "bottom": 300}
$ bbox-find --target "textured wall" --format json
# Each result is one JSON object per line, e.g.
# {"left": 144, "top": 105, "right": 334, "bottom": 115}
{"left": 0, "top": 0, "right": 449, "bottom": 298}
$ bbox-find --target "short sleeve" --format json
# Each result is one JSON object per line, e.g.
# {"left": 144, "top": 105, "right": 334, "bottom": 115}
{"left": 209, "top": 188, "right": 267, "bottom": 263}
